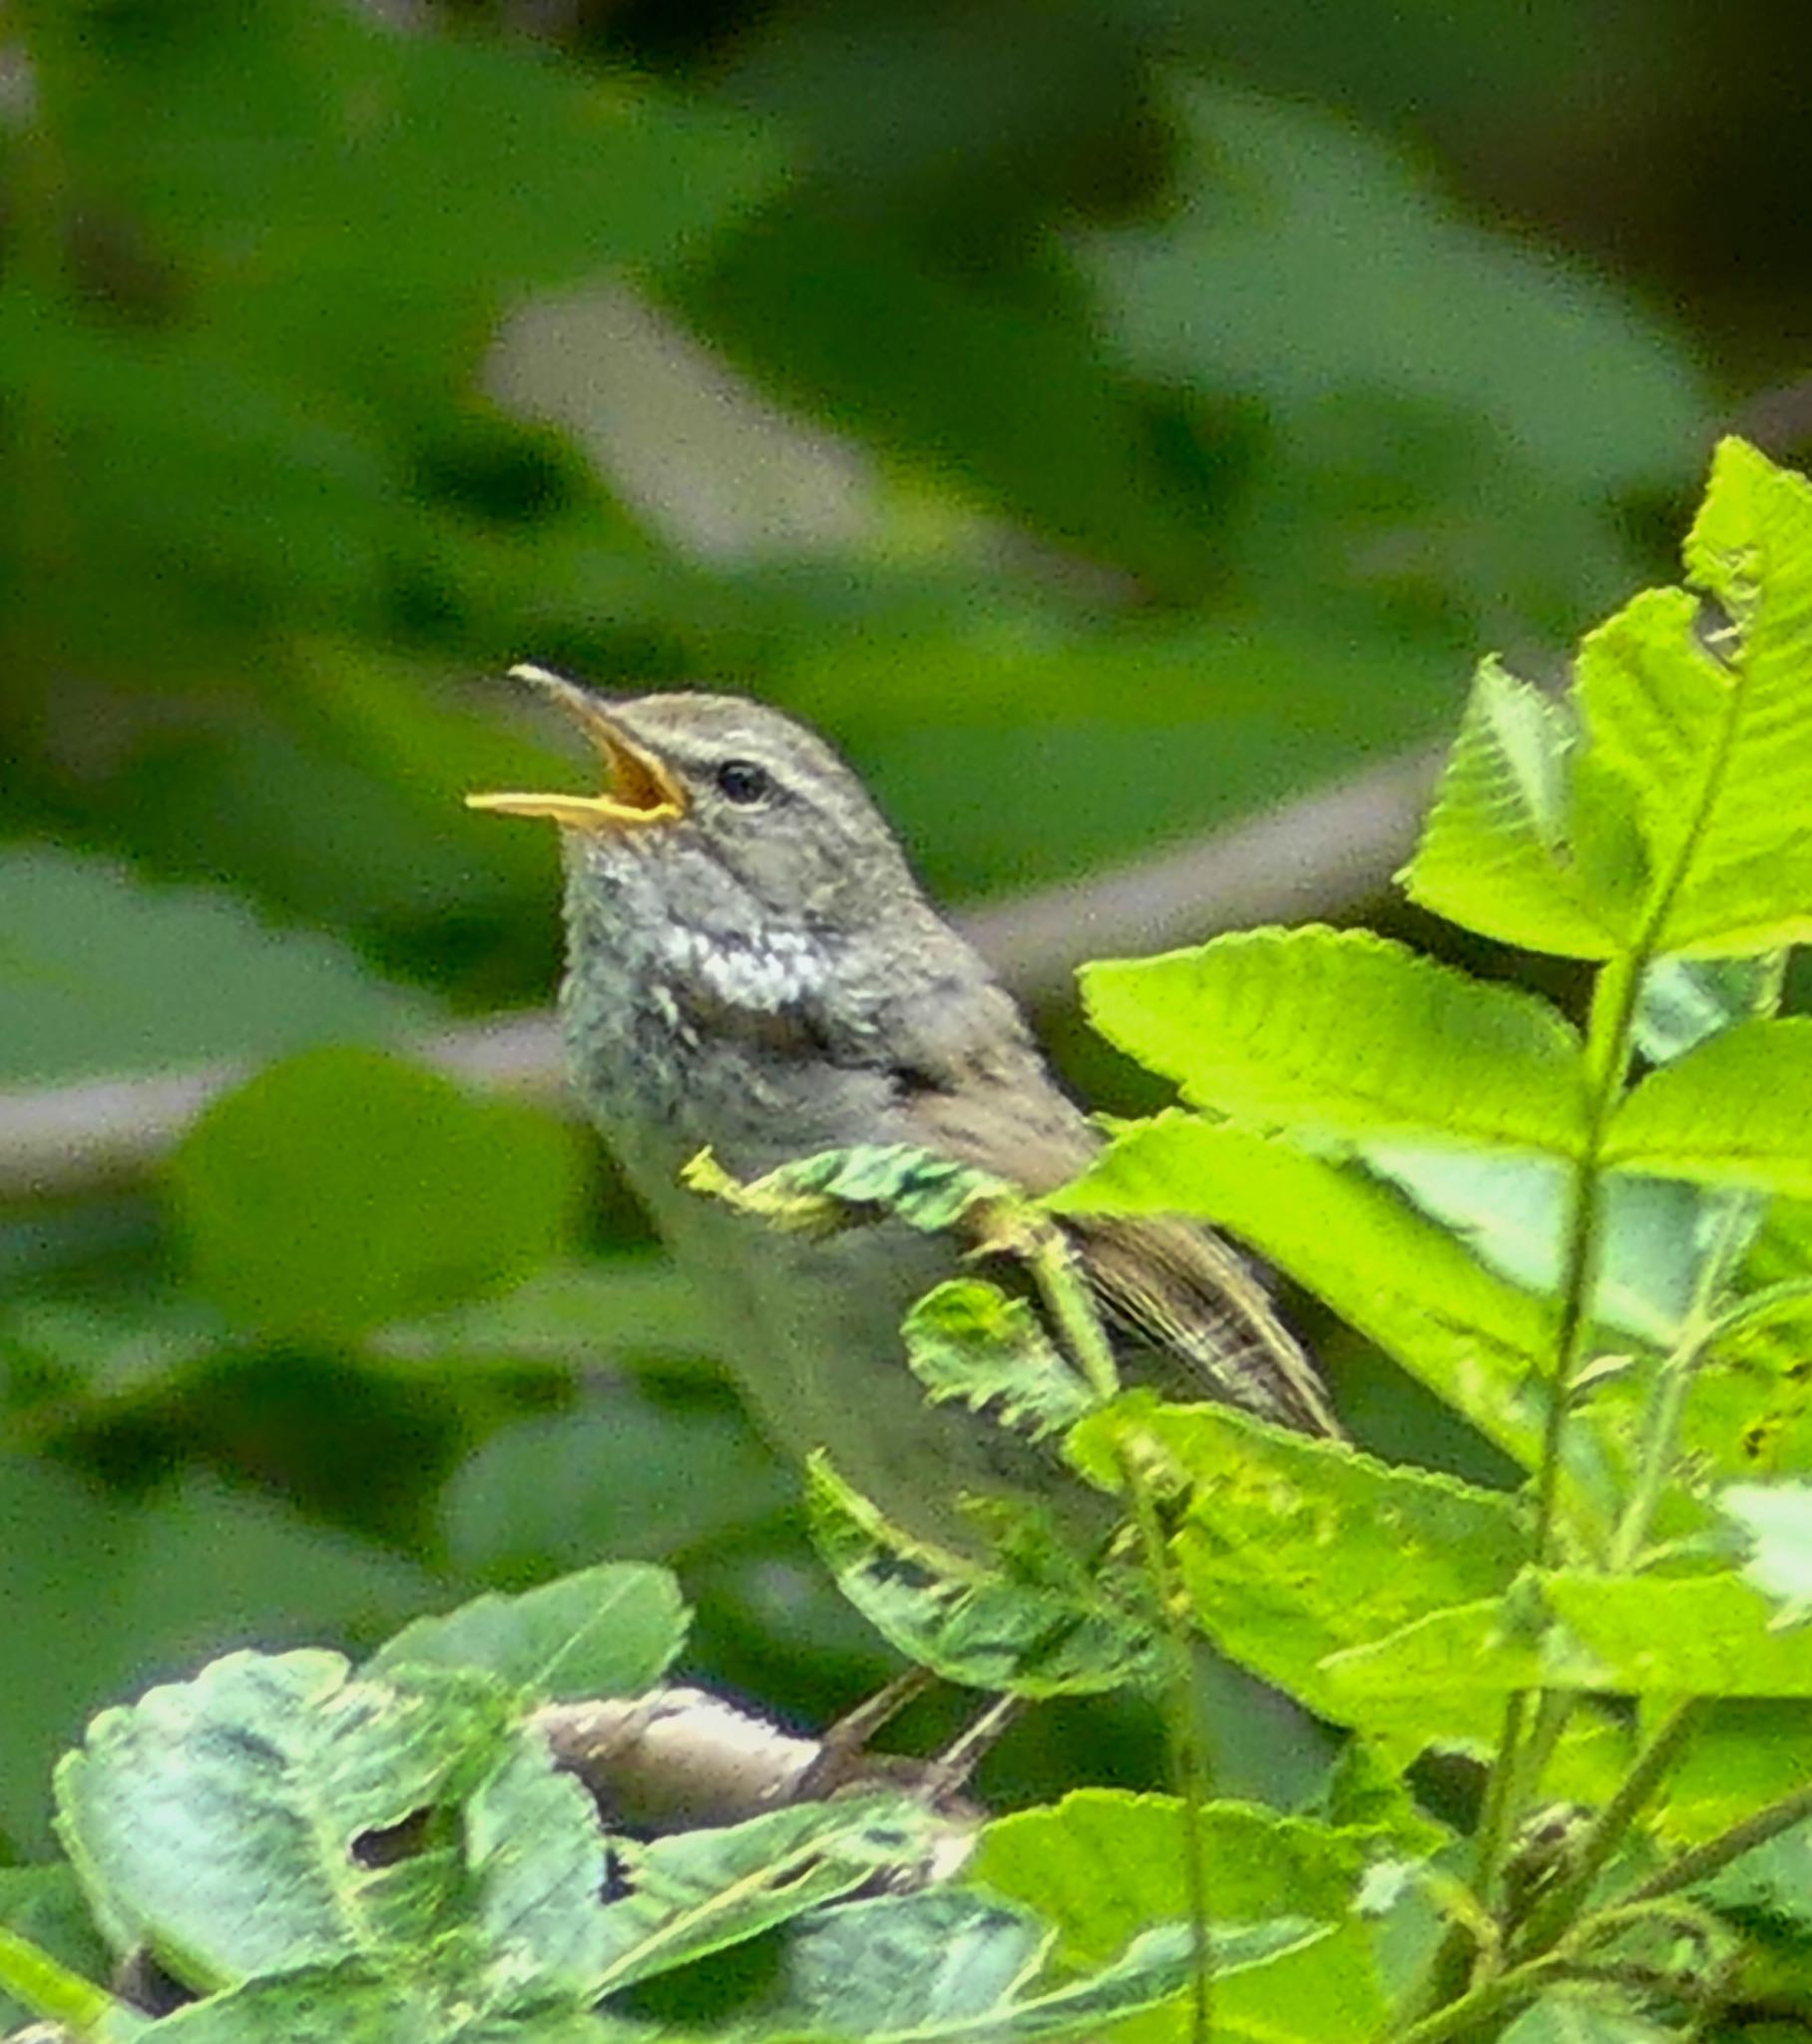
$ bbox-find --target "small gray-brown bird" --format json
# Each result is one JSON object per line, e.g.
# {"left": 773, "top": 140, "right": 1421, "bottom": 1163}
{"left": 471, "top": 668, "right": 1335, "bottom": 1554}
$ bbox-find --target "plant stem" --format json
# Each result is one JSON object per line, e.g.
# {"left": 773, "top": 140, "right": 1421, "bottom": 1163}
{"left": 0, "top": 1923, "right": 122, "bottom": 2036}
{"left": 1389, "top": 1952, "right": 1571, "bottom": 2044}
{"left": 1122, "top": 1436, "right": 1214, "bottom": 2044}
{"left": 1029, "top": 1227, "right": 1210, "bottom": 2042}
{"left": 1511, "top": 1699, "right": 1698, "bottom": 1957}
{"left": 1620, "top": 1779, "right": 1812, "bottom": 1905}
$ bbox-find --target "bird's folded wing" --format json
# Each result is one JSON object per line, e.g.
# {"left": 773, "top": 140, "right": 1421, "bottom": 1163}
{"left": 1057, "top": 1211, "right": 1342, "bottom": 1440}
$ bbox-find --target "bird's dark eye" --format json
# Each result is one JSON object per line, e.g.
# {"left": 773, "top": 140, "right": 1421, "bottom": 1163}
{"left": 713, "top": 759, "right": 773, "bottom": 805}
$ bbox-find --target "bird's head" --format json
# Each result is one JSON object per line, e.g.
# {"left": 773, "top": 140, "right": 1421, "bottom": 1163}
{"left": 469, "top": 668, "right": 926, "bottom": 979}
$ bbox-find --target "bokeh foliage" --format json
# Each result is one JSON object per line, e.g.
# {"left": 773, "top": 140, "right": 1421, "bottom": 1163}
{"left": 0, "top": 0, "right": 1787, "bottom": 1857}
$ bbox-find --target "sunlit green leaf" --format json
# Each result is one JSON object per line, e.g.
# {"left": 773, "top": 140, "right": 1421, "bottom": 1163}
{"left": 1052, "top": 1117, "right": 1569, "bottom": 1493}
{"left": 1605, "top": 1017, "right": 1812, "bottom": 1196}
{"left": 1081, "top": 926, "right": 1588, "bottom": 1157}
{"left": 763, "top": 1899, "right": 1325, "bottom": 2043}
{"left": 56, "top": 1652, "right": 523, "bottom": 1987}
{"left": 0, "top": 1866, "right": 112, "bottom": 2036}
{"left": 970, "top": 1788, "right": 1395, "bottom": 2041}
{"left": 1403, "top": 660, "right": 1635, "bottom": 958}
{"left": 1578, "top": 438, "right": 1812, "bottom": 957}
{"left": 1326, "top": 1571, "right": 1812, "bottom": 1705}
{"left": 1069, "top": 1399, "right": 1525, "bottom": 1737}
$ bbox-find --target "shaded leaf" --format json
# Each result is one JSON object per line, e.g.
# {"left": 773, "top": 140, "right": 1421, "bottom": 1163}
{"left": 1633, "top": 954, "right": 1784, "bottom": 1066}
{"left": 1080, "top": 926, "right": 1588, "bottom": 1158}
{"left": 56, "top": 1652, "right": 521, "bottom": 1987}
{"left": 168, "top": 1048, "right": 583, "bottom": 1340}
{"left": 0, "top": 1458, "right": 433, "bottom": 1859}
{"left": 1357, "top": 1144, "right": 1721, "bottom": 1345}
{"left": 806, "top": 1455, "right": 1154, "bottom": 1697}
{"left": 367, "top": 1563, "right": 687, "bottom": 1704}
{"left": 903, "top": 1280, "right": 1100, "bottom": 1443}
{"left": 0, "top": 848, "right": 427, "bottom": 1090}
{"left": 595, "top": 1796, "right": 936, "bottom": 1993}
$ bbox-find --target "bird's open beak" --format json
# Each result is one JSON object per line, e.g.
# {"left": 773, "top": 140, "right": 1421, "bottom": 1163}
{"left": 466, "top": 665, "right": 686, "bottom": 830}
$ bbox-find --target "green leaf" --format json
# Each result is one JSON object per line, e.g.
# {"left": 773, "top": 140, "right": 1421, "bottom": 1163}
{"left": 763, "top": 1898, "right": 1326, "bottom": 2043}
{"left": 1403, "top": 660, "right": 1636, "bottom": 959}
{"left": 440, "top": 1399, "right": 791, "bottom": 1582}
{"left": 682, "top": 1143, "right": 1020, "bottom": 1239}
{"left": 1357, "top": 1143, "right": 1722, "bottom": 1345}
{"left": 1658, "top": 1700, "right": 1812, "bottom": 1843}
{"left": 1068, "top": 1399, "right": 1526, "bottom": 1738}
{"left": 970, "top": 1789, "right": 1395, "bottom": 2040}
{"left": 142, "top": 1969, "right": 625, "bottom": 2042}
{"left": 168, "top": 1047, "right": 583, "bottom": 1339}
{"left": 366, "top": 1563, "right": 688, "bottom": 1703}
{"left": 1577, "top": 438, "right": 1812, "bottom": 957}
{"left": 0, "top": 1457, "right": 432, "bottom": 1858}
{"left": 903, "top": 1280, "right": 1100, "bottom": 1443}
{"left": 56, "top": 1651, "right": 522, "bottom": 1987}
{"left": 1080, "top": 927, "right": 1587, "bottom": 1157}
{"left": 1721, "top": 1483, "right": 1812, "bottom": 1621}
{"left": 1605, "top": 1018, "right": 1812, "bottom": 1196}
{"left": 593, "top": 1796, "right": 936, "bottom": 1993}
{"left": 1087, "top": 85, "right": 1703, "bottom": 503}
{"left": 1501, "top": 1994, "right": 1677, "bottom": 2044}
{"left": 1633, "top": 954, "right": 1784, "bottom": 1066}
{"left": 806, "top": 1455, "right": 1155, "bottom": 1697}
{"left": 373, "top": 1259, "right": 720, "bottom": 1375}
{"left": 0, "top": 1908, "right": 141, "bottom": 2042}
{"left": 1326, "top": 1571, "right": 1812, "bottom": 1705}
{"left": 0, "top": 848, "right": 428, "bottom": 1089}
{"left": 462, "top": 1736, "right": 612, "bottom": 2004}
{"left": 1051, "top": 1118, "right": 1571, "bottom": 1495}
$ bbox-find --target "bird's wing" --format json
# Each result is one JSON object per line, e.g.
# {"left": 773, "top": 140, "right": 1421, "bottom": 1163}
{"left": 1058, "top": 1210, "right": 1342, "bottom": 1439}
{"left": 901, "top": 1064, "right": 1339, "bottom": 1440}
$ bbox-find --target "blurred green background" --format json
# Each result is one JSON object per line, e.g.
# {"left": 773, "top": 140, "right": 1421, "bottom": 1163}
{"left": 2, "top": 0, "right": 1808, "bottom": 1856}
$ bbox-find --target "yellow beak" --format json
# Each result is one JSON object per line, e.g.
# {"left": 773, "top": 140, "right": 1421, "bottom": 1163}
{"left": 466, "top": 665, "right": 686, "bottom": 830}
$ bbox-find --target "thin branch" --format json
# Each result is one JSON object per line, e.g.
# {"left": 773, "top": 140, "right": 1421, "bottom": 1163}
{"left": 0, "top": 744, "right": 1436, "bottom": 1202}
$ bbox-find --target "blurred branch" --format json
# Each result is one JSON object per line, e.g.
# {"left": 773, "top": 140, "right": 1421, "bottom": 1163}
{"left": 0, "top": 744, "right": 1435, "bottom": 1201}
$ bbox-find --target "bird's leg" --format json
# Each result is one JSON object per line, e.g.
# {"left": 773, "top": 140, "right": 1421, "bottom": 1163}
{"left": 789, "top": 1666, "right": 940, "bottom": 1799}
{"left": 917, "top": 1692, "right": 1024, "bottom": 1802}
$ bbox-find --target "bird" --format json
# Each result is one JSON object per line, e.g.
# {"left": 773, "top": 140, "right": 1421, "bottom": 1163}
{"left": 469, "top": 667, "right": 1336, "bottom": 1562}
